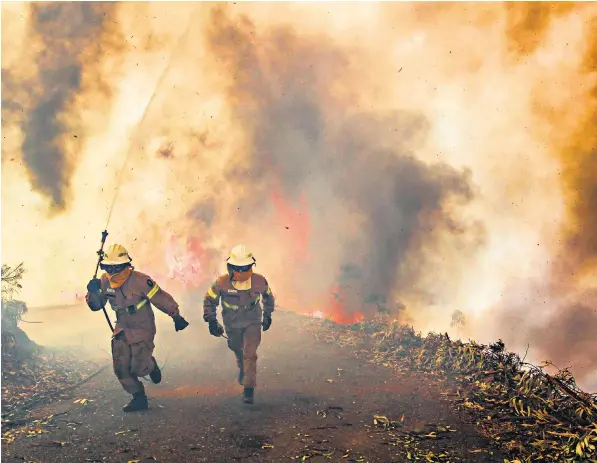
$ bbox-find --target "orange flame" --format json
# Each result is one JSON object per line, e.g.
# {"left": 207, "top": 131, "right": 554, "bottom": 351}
{"left": 311, "top": 284, "right": 365, "bottom": 325}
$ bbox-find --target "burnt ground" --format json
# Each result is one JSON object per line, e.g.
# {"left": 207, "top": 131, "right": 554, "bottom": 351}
{"left": 2, "top": 310, "right": 503, "bottom": 463}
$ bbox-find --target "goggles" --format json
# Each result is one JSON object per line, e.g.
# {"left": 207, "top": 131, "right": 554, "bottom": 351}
{"left": 228, "top": 263, "right": 254, "bottom": 273}
{"left": 100, "top": 262, "right": 131, "bottom": 275}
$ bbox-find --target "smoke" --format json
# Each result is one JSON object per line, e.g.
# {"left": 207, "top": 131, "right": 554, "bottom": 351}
{"left": 505, "top": 3, "right": 577, "bottom": 58}
{"left": 2, "top": 3, "right": 123, "bottom": 211}
{"left": 2, "top": 3, "right": 597, "bottom": 387}
{"left": 203, "top": 8, "right": 479, "bottom": 319}
{"left": 490, "top": 8, "right": 597, "bottom": 380}
{"left": 555, "top": 17, "right": 597, "bottom": 276}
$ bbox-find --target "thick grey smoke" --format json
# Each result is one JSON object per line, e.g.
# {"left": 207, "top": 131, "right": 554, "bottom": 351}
{"left": 1, "top": 3, "right": 122, "bottom": 210}
{"left": 204, "top": 8, "right": 480, "bottom": 318}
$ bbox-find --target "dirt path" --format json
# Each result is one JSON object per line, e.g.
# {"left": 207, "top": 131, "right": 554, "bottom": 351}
{"left": 2, "top": 311, "right": 502, "bottom": 463}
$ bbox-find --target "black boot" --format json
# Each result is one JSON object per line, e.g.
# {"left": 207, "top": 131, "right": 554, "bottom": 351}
{"left": 123, "top": 392, "right": 148, "bottom": 412}
{"left": 243, "top": 387, "right": 254, "bottom": 404}
{"left": 149, "top": 357, "right": 162, "bottom": 384}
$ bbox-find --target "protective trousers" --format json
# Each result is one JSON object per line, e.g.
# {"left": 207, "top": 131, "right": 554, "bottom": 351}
{"left": 225, "top": 324, "right": 262, "bottom": 387}
{"left": 111, "top": 332, "right": 156, "bottom": 394}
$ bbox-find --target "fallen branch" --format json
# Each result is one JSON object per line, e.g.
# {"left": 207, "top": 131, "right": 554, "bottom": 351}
{"left": 544, "top": 373, "right": 592, "bottom": 407}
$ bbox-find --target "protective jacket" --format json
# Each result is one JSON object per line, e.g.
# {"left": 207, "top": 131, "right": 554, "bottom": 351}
{"left": 203, "top": 273, "right": 275, "bottom": 329}
{"left": 86, "top": 269, "right": 180, "bottom": 343}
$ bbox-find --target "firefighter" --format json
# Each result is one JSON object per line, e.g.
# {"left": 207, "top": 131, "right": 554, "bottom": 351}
{"left": 203, "top": 244, "right": 275, "bottom": 404}
{"left": 86, "top": 243, "right": 189, "bottom": 412}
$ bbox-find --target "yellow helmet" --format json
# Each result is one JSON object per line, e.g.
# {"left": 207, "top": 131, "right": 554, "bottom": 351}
{"left": 102, "top": 243, "right": 132, "bottom": 265}
{"left": 227, "top": 244, "right": 255, "bottom": 267}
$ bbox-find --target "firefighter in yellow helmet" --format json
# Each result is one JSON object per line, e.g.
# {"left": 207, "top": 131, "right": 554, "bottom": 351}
{"left": 85, "top": 244, "right": 189, "bottom": 412}
{"left": 203, "top": 244, "right": 275, "bottom": 404}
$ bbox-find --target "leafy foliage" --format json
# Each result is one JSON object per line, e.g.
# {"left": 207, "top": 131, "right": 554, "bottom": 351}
{"left": 1, "top": 263, "right": 27, "bottom": 327}
{"left": 1, "top": 263, "right": 25, "bottom": 301}
{"left": 308, "top": 316, "right": 597, "bottom": 462}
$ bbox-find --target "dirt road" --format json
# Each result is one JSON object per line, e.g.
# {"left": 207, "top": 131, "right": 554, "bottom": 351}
{"left": 2, "top": 311, "right": 502, "bottom": 463}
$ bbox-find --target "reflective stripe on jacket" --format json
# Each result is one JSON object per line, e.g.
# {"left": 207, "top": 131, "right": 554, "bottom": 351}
{"left": 203, "top": 273, "right": 275, "bottom": 328}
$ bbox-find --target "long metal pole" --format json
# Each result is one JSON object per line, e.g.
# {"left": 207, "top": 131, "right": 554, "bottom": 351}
{"left": 92, "top": 230, "right": 114, "bottom": 332}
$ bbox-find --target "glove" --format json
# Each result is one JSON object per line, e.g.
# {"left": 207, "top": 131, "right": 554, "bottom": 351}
{"left": 173, "top": 315, "right": 189, "bottom": 332}
{"left": 262, "top": 314, "right": 272, "bottom": 331}
{"left": 87, "top": 278, "right": 101, "bottom": 292}
{"left": 208, "top": 320, "right": 224, "bottom": 337}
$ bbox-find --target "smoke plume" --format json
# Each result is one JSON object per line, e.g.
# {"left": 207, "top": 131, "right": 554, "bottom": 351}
{"left": 202, "top": 8, "right": 479, "bottom": 320}
{"left": 2, "top": 3, "right": 122, "bottom": 210}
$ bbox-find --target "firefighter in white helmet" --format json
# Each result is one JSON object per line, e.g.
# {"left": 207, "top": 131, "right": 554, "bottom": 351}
{"left": 86, "top": 243, "right": 189, "bottom": 412}
{"left": 203, "top": 244, "right": 275, "bottom": 404}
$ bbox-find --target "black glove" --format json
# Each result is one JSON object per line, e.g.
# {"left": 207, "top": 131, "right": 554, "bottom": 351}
{"left": 173, "top": 315, "right": 189, "bottom": 332}
{"left": 208, "top": 320, "right": 224, "bottom": 337}
{"left": 262, "top": 314, "right": 272, "bottom": 331}
{"left": 87, "top": 278, "right": 101, "bottom": 292}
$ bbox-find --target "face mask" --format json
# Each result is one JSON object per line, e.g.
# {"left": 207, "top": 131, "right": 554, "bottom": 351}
{"left": 232, "top": 268, "right": 253, "bottom": 282}
{"left": 107, "top": 267, "right": 132, "bottom": 288}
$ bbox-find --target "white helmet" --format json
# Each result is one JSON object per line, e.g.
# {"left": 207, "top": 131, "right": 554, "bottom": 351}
{"left": 227, "top": 244, "right": 256, "bottom": 267}
{"left": 102, "top": 243, "right": 132, "bottom": 265}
